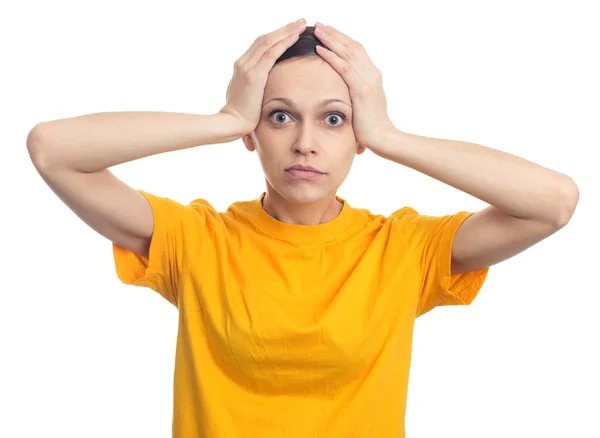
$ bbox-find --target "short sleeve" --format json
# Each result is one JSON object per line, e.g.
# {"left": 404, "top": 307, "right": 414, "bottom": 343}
{"left": 112, "top": 189, "right": 197, "bottom": 307}
{"left": 396, "top": 210, "right": 490, "bottom": 318}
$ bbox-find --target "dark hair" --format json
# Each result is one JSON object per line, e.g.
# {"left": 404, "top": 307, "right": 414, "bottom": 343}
{"left": 275, "top": 26, "right": 328, "bottom": 66}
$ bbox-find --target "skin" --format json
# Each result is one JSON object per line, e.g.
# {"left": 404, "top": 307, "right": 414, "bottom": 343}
{"left": 242, "top": 55, "right": 366, "bottom": 226}
{"left": 309, "top": 22, "right": 579, "bottom": 276}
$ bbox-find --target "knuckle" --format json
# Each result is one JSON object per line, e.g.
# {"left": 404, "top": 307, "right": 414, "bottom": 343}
{"left": 235, "top": 66, "right": 246, "bottom": 77}
{"left": 264, "top": 48, "right": 275, "bottom": 59}
{"left": 244, "top": 69, "right": 258, "bottom": 82}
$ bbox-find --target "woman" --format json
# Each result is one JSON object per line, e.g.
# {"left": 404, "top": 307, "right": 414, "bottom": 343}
{"left": 27, "top": 19, "right": 579, "bottom": 438}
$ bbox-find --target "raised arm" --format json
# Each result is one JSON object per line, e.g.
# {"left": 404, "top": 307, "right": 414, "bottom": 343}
{"left": 26, "top": 111, "right": 246, "bottom": 258}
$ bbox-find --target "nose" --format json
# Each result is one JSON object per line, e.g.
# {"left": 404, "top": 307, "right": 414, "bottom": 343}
{"left": 292, "top": 125, "right": 318, "bottom": 155}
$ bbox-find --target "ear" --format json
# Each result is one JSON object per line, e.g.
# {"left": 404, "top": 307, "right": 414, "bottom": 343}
{"left": 242, "top": 134, "right": 256, "bottom": 152}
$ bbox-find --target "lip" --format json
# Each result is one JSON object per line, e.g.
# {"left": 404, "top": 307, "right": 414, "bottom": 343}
{"left": 286, "top": 165, "right": 324, "bottom": 174}
{"left": 285, "top": 165, "right": 325, "bottom": 180}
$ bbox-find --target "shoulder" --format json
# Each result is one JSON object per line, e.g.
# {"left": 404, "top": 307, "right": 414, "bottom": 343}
{"left": 189, "top": 197, "right": 219, "bottom": 214}
{"left": 187, "top": 196, "right": 262, "bottom": 229}
{"left": 350, "top": 203, "right": 420, "bottom": 226}
{"left": 350, "top": 202, "right": 468, "bottom": 242}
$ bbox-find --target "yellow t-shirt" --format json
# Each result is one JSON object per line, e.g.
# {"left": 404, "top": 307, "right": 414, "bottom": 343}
{"left": 113, "top": 190, "right": 489, "bottom": 438}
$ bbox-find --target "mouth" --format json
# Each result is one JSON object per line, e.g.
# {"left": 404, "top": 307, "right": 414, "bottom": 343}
{"left": 285, "top": 165, "right": 325, "bottom": 180}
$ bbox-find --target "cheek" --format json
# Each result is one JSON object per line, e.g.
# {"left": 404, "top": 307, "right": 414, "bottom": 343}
{"left": 256, "top": 145, "right": 282, "bottom": 171}
{"left": 339, "top": 142, "right": 361, "bottom": 159}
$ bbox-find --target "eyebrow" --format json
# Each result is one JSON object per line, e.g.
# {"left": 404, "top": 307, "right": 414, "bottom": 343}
{"left": 262, "top": 97, "right": 351, "bottom": 108}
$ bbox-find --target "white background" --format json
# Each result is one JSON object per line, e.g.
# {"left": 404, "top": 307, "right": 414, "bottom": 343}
{"left": 2, "top": 0, "right": 599, "bottom": 437}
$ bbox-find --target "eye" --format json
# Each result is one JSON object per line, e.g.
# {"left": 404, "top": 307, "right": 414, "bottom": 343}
{"left": 267, "top": 109, "right": 348, "bottom": 129}
{"left": 325, "top": 112, "right": 347, "bottom": 127}
{"left": 269, "top": 111, "right": 291, "bottom": 124}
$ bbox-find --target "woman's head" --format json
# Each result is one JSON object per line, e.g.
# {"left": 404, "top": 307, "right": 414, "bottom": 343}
{"left": 242, "top": 26, "right": 365, "bottom": 206}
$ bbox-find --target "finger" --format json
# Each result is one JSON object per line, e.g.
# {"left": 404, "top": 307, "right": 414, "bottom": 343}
{"left": 315, "top": 45, "right": 360, "bottom": 91}
{"left": 314, "top": 26, "right": 355, "bottom": 63}
{"left": 239, "top": 19, "right": 305, "bottom": 69}
{"left": 314, "top": 25, "right": 370, "bottom": 75}
{"left": 246, "top": 23, "right": 305, "bottom": 70}
{"left": 236, "top": 20, "right": 302, "bottom": 67}
{"left": 254, "top": 32, "right": 302, "bottom": 74}
{"left": 315, "top": 23, "right": 356, "bottom": 48}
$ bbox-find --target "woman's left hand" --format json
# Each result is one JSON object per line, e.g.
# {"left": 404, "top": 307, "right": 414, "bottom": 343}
{"left": 314, "top": 23, "right": 396, "bottom": 151}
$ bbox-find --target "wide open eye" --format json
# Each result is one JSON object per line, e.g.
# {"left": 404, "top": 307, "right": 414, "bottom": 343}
{"left": 325, "top": 112, "right": 347, "bottom": 128}
{"left": 268, "top": 110, "right": 348, "bottom": 129}
{"left": 270, "top": 111, "right": 290, "bottom": 124}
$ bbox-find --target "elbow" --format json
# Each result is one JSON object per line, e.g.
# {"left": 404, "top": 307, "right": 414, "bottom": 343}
{"left": 27, "top": 123, "right": 51, "bottom": 170}
{"left": 553, "top": 176, "right": 580, "bottom": 229}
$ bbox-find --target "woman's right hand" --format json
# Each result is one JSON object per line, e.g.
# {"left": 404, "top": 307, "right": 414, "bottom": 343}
{"left": 219, "top": 19, "right": 307, "bottom": 136}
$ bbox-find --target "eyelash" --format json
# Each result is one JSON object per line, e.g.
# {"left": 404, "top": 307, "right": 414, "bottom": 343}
{"left": 267, "top": 109, "right": 348, "bottom": 129}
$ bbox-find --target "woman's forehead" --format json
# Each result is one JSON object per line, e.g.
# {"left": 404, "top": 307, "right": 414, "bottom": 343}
{"left": 266, "top": 57, "right": 349, "bottom": 96}
{"left": 262, "top": 96, "right": 351, "bottom": 110}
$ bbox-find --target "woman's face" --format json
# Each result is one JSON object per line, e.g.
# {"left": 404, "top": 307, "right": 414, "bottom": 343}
{"left": 243, "top": 56, "right": 365, "bottom": 205}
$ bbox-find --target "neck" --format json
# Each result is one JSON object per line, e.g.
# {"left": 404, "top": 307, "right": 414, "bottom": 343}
{"left": 261, "top": 187, "right": 343, "bottom": 226}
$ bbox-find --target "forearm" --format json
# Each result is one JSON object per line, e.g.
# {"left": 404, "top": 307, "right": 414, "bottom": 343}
{"left": 27, "top": 111, "right": 244, "bottom": 173}
{"left": 373, "top": 129, "right": 579, "bottom": 225}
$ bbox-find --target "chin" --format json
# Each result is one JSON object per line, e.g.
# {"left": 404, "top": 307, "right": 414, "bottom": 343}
{"left": 272, "top": 180, "right": 336, "bottom": 205}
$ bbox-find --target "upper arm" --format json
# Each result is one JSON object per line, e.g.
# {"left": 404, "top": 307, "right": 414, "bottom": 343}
{"left": 389, "top": 209, "right": 489, "bottom": 318}
{"left": 450, "top": 205, "right": 563, "bottom": 276}
{"left": 28, "top": 130, "right": 219, "bottom": 307}
{"left": 30, "top": 150, "right": 154, "bottom": 259}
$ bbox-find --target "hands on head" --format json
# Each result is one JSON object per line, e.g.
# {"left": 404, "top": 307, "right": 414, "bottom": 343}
{"left": 219, "top": 19, "right": 308, "bottom": 136}
{"left": 218, "top": 19, "right": 394, "bottom": 153}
